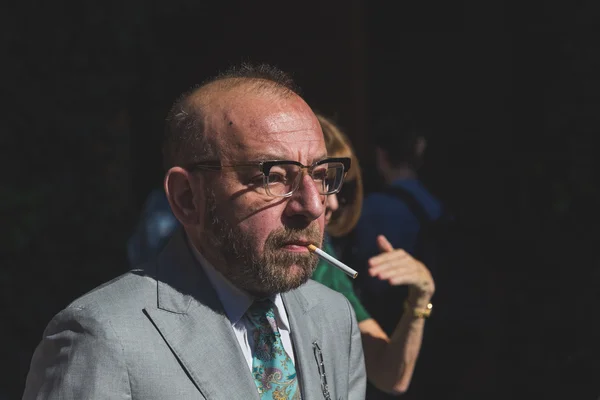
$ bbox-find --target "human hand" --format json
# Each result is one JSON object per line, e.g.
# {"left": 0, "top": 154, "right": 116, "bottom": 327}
{"left": 368, "top": 235, "right": 435, "bottom": 304}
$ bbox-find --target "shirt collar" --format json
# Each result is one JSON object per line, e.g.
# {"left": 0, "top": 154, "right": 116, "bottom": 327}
{"left": 187, "top": 236, "right": 290, "bottom": 331}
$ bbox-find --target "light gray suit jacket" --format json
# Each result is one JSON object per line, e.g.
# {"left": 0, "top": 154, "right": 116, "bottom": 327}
{"left": 23, "top": 230, "right": 366, "bottom": 400}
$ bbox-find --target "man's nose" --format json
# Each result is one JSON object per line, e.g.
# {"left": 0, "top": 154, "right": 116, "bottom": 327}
{"left": 283, "top": 173, "right": 325, "bottom": 220}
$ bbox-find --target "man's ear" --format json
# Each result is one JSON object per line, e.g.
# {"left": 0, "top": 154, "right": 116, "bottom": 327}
{"left": 164, "top": 167, "right": 202, "bottom": 226}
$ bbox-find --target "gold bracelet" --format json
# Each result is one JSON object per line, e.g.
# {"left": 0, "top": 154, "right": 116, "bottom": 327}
{"left": 403, "top": 301, "right": 433, "bottom": 319}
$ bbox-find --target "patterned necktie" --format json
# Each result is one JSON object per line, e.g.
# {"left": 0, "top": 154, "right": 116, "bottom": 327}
{"left": 246, "top": 299, "right": 300, "bottom": 400}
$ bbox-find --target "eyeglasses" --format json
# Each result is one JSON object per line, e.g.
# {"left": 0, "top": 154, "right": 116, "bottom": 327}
{"left": 185, "top": 157, "right": 351, "bottom": 198}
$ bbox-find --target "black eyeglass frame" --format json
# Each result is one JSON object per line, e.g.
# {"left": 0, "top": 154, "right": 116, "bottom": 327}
{"left": 184, "top": 157, "right": 351, "bottom": 197}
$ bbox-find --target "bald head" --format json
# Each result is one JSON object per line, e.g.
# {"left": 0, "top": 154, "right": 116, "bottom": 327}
{"left": 162, "top": 63, "right": 303, "bottom": 170}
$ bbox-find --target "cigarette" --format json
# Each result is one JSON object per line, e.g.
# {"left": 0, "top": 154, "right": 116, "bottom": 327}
{"left": 307, "top": 244, "right": 358, "bottom": 279}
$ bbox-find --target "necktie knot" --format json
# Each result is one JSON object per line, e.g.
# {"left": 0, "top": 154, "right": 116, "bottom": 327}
{"left": 247, "top": 299, "right": 278, "bottom": 337}
{"left": 248, "top": 299, "right": 275, "bottom": 318}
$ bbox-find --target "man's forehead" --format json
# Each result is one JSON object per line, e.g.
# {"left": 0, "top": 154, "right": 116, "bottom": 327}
{"left": 262, "top": 111, "right": 318, "bottom": 134}
{"left": 228, "top": 132, "right": 326, "bottom": 162}
{"left": 223, "top": 129, "right": 326, "bottom": 165}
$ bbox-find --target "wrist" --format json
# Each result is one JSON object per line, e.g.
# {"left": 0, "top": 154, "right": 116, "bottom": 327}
{"left": 407, "top": 288, "right": 433, "bottom": 308}
{"left": 403, "top": 300, "right": 433, "bottom": 319}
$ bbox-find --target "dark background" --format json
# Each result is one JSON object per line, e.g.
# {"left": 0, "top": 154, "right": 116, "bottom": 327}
{"left": 2, "top": 0, "right": 599, "bottom": 399}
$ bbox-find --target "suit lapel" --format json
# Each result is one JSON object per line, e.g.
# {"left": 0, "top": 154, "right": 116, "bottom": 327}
{"left": 143, "top": 230, "right": 259, "bottom": 400}
{"left": 282, "top": 289, "right": 324, "bottom": 400}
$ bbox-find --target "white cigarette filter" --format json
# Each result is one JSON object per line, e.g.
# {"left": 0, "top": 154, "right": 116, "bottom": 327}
{"left": 307, "top": 244, "right": 358, "bottom": 279}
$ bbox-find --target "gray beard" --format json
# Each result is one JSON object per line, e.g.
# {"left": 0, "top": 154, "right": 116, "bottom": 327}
{"left": 203, "top": 189, "right": 321, "bottom": 296}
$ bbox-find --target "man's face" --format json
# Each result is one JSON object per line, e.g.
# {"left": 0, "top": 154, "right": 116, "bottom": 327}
{"left": 195, "top": 91, "right": 327, "bottom": 296}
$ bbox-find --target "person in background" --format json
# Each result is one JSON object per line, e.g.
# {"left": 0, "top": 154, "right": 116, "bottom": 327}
{"left": 349, "top": 116, "right": 443, "bottom": 335}
{"left": 315, "top": 114, "right": 435, "bottom": 397}
{"left": 23, "top": 62, "right": 366, "bottom": 399}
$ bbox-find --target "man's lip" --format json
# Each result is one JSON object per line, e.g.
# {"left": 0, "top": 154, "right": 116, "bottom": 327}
{"left": 283, "top": 241, "right": 312, "bottom": 247}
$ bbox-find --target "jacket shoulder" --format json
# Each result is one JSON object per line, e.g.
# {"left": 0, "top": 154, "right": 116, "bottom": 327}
{"left": 65, "top": 264, "right": 157, "bottom": 316}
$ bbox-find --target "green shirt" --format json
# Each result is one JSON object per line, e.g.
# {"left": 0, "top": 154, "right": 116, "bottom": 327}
{"left": 311, "top": 241, "right": 371, "bottom": 322}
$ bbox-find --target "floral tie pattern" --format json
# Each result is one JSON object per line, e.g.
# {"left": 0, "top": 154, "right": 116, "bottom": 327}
{"left": 247, "top": 299, "right": 300, "bottom": 400}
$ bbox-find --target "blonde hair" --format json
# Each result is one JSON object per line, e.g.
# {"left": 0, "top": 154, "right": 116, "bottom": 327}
{"left": 317, "top": 114, "right": 363, "bottom": 237}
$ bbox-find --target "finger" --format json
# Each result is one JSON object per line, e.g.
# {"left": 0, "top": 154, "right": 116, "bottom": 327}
{"left": 371, "top": 258, "right": 420, "bottom": 276}
{"left": 369, "top": 257, "right": 415, "bottom": 276}
{"left": 369, "top": 261, "right": 415, "bottom": 276}
{"left": 376, "top": 234, "right": 394, "bottom": 253}
{"left": 381, "top": 270, "right": 431, "bottom": 290}
{"left": 379, "top": 270, "right": 421, "bottom": 286}
{"left": 381, "top": 268, "right": 434, "bottom": 289}
{"left": 368, "top": 248, "right": 409, "bottom": 267}
{"left": 388, "top": 272, "right": 422, "bottom": 286}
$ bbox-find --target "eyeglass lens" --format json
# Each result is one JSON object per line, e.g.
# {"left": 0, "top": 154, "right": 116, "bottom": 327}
{"left": 265, "top": 162, "right": 345, "bottom": 197}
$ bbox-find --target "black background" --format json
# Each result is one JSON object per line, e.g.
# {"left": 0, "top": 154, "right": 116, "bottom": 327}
{"left": 2, "top": 0, "right": 599, "bottom": 399}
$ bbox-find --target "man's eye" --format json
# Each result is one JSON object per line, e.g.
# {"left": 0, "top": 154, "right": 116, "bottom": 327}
{"left": 268, "top": 172, "right": 287, "bottom": 184}
{"left": 312, "top": 169, "right": 328, "bottom": 181}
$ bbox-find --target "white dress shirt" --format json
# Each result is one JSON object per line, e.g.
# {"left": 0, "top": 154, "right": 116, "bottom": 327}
{"left": 188, "top": 240, "right": 295, "bottom": 371}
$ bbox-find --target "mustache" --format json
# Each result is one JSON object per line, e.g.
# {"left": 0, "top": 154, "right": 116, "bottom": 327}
{"left": 265, "top": 224, "right": 322, "bottom": 249}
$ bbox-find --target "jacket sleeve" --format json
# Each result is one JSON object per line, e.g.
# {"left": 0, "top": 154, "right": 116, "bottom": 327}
{"left": 345, "top": 298, "right": 367, "bottom": 400}
{"left": 22, "top": 306, "right": 131, "bottom": 400}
